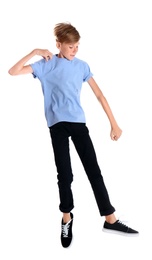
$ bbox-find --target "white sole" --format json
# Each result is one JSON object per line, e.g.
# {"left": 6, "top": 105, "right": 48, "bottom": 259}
{"left": 102, "top": 228, "right": 139, "bottom": 237}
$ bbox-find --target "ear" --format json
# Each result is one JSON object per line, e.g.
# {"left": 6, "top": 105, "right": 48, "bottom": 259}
{"left": 56, "top": 40, "right": 61, "bottom": 49}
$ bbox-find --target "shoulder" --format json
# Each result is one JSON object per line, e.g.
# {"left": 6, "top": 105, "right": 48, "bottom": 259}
{"left": 31, "top": 55, "right": 57, "bottom": 70}
{"left": 73, "top": 57, "right": 93, "bottom": 81}
{"left": 30, "top": 55, "right": 58, "bottom": 78}
{"left": 32, "top": 55, "right": 57, "bottom": 65}
{"left": 73, "top": 57, "right": 90, "bottom": 68}
{"left": 74, "top": 57, "right": 88, "bottom": 64}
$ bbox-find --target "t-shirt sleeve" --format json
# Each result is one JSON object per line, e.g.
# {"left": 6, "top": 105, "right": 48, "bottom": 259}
{"left": 30, "top": 58, "right": 46, "bottom": 79}
{"left": 83, "top": 62, "right": 93, "bottom": 82}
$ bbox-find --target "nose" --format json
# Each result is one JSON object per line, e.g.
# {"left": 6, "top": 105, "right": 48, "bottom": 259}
{"left": 73, "top": 48, "right": 78, "bottom": 54}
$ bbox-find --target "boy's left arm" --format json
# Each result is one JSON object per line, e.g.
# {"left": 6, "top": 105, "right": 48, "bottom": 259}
{"left": 87, "top": 77, "right": 122, "bottom": 141}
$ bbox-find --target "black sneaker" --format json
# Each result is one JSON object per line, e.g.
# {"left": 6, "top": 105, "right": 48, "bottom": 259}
{"left": 103, "top": 220, "right": 139, "bottom": 236}
{"left": 61, "top": 212, "right": 73, "bottom": 248}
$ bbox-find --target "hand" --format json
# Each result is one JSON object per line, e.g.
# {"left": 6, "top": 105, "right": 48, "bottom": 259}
{"left": 110, "top": 125, "right": 122, "bottom": 141}
{"left": 36, "top": 49, "right": 53, "bottom": 61}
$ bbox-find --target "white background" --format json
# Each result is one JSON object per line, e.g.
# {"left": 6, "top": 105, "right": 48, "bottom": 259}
{"left": 0, "top": 0, "right": 152, "bottom": 259}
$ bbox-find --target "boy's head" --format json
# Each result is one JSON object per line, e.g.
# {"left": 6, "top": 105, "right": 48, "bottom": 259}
{"left": 54, "top": 22, "right": 80, "bottom": 60}
{"left": 54, "top": 22, "right": 80, "bottom": 44}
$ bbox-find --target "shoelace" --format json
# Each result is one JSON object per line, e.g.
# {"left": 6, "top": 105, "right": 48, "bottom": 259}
{"left": 62, "top": 220, "right": 72, "bottom": 237}
{"left": 117, "top": 220, "right": 129, "bottom": 228}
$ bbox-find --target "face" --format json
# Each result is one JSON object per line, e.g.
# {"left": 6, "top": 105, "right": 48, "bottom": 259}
{"left": 57, "top": 42, "right": 79, "bottom": 60}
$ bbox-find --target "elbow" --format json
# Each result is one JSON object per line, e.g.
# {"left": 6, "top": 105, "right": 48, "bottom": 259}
{"left": 8, "top": 68, "right": 17, "bottom": 76}
{"left": 8, "top": 68, "right": 13, "bottom": 75}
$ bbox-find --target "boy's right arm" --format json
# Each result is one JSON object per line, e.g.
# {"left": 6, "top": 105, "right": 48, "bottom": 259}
{"left": 8, "top": 49, "right": 53, "bottom": 76}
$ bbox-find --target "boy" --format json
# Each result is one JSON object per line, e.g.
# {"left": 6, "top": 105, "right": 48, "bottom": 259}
{"left": 8, "top": 22, "right": 139, "bottom": 248}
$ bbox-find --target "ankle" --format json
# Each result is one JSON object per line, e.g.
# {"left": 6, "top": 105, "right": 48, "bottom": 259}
{"left": 63, "top": 213, "right": 71, "bottom": 223}
{"left": 105, "top": 213, "right": 117, "bottom": 224}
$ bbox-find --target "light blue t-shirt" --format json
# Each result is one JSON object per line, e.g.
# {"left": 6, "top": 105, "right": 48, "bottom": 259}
{"left": 30, "top": 54, "right": 93, "bottom": 127}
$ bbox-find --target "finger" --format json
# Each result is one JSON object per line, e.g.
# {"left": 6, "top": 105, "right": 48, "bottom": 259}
{"left": 48, "top": 52, "right": 53, "bottom": 59}
{"left": 112, "top": 135, "right": 117, "bottom": 141}
{"left": 42, "top": 55, "right": 49, "bottom": 61}
{"left": 46, "top": 51, "right": 52, "bottom": 58}
{"left": 111, "top": 135, "right": 115, "bottom": 141}
{"left": 45, "top": 54, "right": 53, "bottom": 60}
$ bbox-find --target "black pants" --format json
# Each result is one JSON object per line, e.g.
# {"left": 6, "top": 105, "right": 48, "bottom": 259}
{"left": 49, "top": 122, "right": 115, "bottom": 216}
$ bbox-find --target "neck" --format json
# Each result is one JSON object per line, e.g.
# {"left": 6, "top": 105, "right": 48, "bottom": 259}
{"left": 58, "top": 52, "right": 68, "bottom": 60}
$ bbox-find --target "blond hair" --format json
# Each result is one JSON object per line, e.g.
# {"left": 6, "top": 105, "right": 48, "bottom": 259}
{"left": 54, "top": 22, "right": 80, "bottom": 43}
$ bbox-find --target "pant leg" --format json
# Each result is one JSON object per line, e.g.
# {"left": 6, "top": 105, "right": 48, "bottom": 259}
{"left": 49, "top": 123, "right": 74, "bottom": 213}
{"left": 71, "top": 123, "right": 115, "bottom": 216}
